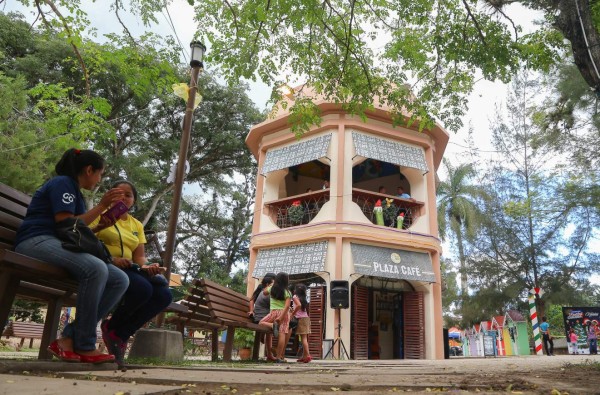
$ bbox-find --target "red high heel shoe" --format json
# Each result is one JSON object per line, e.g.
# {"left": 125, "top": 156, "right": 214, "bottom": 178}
{"left": 48, "top": 340, "right": 81, "bottom": 362}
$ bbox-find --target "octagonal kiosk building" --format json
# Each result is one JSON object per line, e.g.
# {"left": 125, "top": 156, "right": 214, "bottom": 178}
{"left": 245, "top": 88, "right": 449, "bottom": 360}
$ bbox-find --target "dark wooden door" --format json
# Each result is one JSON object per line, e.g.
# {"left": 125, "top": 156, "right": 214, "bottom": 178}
{"left": 351, "top": 284, "right": 369, "bottom": 359}
{"left": 403, "top": 291, "right": 425, "bottom": 359}
{"left": 393, "top": 293, "right": 404, "bottom": 359}
{"left": 308, "top": 286, "right": 325, "bottom": 359}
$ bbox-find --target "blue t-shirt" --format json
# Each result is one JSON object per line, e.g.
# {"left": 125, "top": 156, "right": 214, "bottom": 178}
{"left": 15, "top": 176, "right": 87, "bottom": 246}
{"left": 540, "top": 322, "right": 550, "bottom": 334}
{"left": 398, "top": 193, "right": 411, "bottom": 199}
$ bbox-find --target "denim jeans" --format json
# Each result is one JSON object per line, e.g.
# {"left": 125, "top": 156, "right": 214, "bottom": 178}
{"left": 16, "top": 235, "right": 129, "bottom": 351}
{"left": 590, "top": 338, "right": 598, "bottom": 354}
{"left": 107, "top": 269, "right": 173, "bottom": 341}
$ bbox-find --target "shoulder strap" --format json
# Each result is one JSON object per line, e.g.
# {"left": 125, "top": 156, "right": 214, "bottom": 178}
{"left": 113, "top": 223, "right": 124, "bottom": 257}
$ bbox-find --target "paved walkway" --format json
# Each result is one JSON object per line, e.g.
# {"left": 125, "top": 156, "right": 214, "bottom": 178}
{"left": 1, "top": 354, "right": 599, "bottom": 394}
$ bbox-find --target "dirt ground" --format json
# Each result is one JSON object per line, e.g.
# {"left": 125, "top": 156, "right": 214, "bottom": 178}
{"left": 1, "top": 354, "right": 599, "bottom": 394}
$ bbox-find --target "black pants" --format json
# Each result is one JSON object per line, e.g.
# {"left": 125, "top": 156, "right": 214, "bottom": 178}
{"left": 542, "top": 333, "right": 554, "bottom": 355}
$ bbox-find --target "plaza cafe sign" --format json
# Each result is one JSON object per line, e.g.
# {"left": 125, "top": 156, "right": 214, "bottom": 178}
{"left": 350, "top": 244, "right": 437, "bottom": 283}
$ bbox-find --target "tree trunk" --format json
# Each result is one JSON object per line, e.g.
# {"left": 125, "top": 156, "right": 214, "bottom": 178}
{"left": 555, "top": 0, "right": 600, "bottom": 91}
{"left": 454, "top": 221, "right": 468, "bottom": 295}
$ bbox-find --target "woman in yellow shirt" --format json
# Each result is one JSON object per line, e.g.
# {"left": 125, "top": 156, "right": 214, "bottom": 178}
{"left": 95, "top": 180, "right": 172, "bottom": 369}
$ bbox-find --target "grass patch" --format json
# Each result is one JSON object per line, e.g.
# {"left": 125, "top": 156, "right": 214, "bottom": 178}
{"left": 125, "top": 357, "right": 198, "bottom": 366}
{"left": 0, "top": 342, "right": 39, "bottom": 352}
{"left": 125, "top": 356, "right": 272, "bottom": 368}
{"left": 563, "top": 359, "right": 600, "bottom": 371}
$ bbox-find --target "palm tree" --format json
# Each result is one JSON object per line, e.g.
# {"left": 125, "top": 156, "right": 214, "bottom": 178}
{"left": 437, "top": 159, "right": 482, "bottom": 295}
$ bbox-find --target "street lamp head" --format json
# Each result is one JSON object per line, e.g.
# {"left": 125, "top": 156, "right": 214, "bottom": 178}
{"left": 190, "top": 41, "right": 206, "bottom": 68}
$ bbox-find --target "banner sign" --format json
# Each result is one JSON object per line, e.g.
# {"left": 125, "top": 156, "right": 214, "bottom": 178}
{"left": 483, "top": 334, "right": 496, "bottom": 357}
{"left": 252, "top": 241, "right": 328, "bottom": 278}
{"left": 351, "top": 243, "right": 436, "bottom": 282}
{"left": 561, "top": 306, "right": 600, "bottom": 355}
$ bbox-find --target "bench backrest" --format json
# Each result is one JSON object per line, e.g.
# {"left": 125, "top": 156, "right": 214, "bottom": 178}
{"left": 0, "top": 182, "right": 76, "bottom": 294}
{"left": 0, "top": 183, "right": 31, "bottom": 251}
{"left": 198, "top": 278, "right": 255, "bottom": 326}
{"left": 2, "top": 321, "right": 45, "bottom": 338}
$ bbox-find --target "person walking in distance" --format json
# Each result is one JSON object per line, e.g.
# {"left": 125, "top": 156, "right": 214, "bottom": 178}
{"left": 587, "top": 320, "right": 598, "bottom": 355}
{"left": 259, "top": 272, "right": 291, "bottom": 363}
{"left": 540, "top": 316, "right": 554, "bottom": 356}
{"left": 292, "top": 284, "right": 312, "bottom": 363}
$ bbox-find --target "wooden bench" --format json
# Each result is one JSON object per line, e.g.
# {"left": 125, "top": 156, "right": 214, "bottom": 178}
{"left": 167, "top": 278, "right": 270, "bottom": 362}
{"left": 2, "top": 321, "right": 44, "bottom": 349}
{"left": 0, "top": 182, "right": 184, "bottom": 359}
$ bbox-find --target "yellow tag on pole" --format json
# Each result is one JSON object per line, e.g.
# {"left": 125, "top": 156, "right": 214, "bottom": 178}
{"left": 172, "top": 83, "right": 203, "bottom": 109}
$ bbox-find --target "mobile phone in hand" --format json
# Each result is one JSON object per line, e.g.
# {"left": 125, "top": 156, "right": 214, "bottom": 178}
{"left": 101, "top": 201, "right": 129, "bottom": 223}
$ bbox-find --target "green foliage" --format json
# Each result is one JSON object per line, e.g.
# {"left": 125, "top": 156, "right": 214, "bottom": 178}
{"left": 0, "top": 13, "right": 113, "bottom": 192}
{"left": 461, "top": 70, "right": 600, "bottom": 325}
{"left": 233, "top": 328, "right": 255, "bottom": 349}
{"left": 10, "top": 300, "right": 44, "bottom": 323}
{"left": 0, "top": 11, "right": 262, "bottom": 288}
{"left": 8, "top": 0, "right": 600, "bottom": 135}
{"left": 592, "top": 0, "right": 600, "bottom": 32}
{"left": 545, "top": 304, "right": 566, "bottom": 338}
{"left": 287, "top": 202, "right": 305, "bottom": 225}
{"left": 460, "top": 291, "right": 514, "bottom": 327}
{"left": 0, "top": 73, "right": 81, "bottom": 192}
{"left": 437, "top": 160, "right": 484, "bottom": 295}
{"left": 382, "top": 199, "right": 398, "bottom": 224}
{"left": 441, "top": 258, "right": 460, "bottom": 326}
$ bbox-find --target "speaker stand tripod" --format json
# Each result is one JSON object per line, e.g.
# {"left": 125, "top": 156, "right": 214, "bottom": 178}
{"left": 324, "top": 321, "right": 350, "bottom": 360}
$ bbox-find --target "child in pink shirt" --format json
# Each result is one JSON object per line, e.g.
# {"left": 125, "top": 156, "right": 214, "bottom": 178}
{"left": 291, "top": 284, "right": 312, "bottom": 363}
{"left": 569, "top": 328, "right": 578, "bottom": 355}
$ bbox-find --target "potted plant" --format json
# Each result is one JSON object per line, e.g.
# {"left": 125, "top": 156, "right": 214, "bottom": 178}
{"left": 287, "top": 200, "right": 305, "bottom": 225}
{"left": 382, "top": 198, "right": 398, "bottom": 226}
{"left": 234, "top": 328, "right": 255, "bottom": 360}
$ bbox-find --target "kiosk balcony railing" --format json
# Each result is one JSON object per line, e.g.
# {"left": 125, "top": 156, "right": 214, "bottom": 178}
{"left": 264, "top": 189, "right": 330, "bottom": 228}
{"left": 351, "top": 188, "right": 424, "bottom": 229}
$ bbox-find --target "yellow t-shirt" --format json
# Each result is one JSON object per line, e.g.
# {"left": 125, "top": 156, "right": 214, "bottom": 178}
{"left": 92, "top": 215, "right": 146, "bottom": 260}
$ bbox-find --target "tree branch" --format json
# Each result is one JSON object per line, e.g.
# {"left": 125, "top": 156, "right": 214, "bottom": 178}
{"left": 316, "top": 11, "right": 372, "bottom": 90}
{"left": 114, "top": 0, "right": 136, "bottom": 43}
{"left": 223, "top": 0, "right": 240, "bottom": 38}
{"left": 142, "top": 185, "right": 172, "bottom": 226}
{"left": 462, "top": 0, "right": 488, "bottom": 46}
{"left": 37, "top": 0, "right": 91, "bottom": 97}
{"left": 340, "top": 0, "right": 357, "bottom": 79}
{"left": 248, "top": 0, "right": 271, "bottom": 63}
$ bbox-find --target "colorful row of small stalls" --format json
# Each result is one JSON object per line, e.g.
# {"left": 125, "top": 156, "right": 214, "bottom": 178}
{"left": 459, "top": 310, "right": 530, "bottom": 357}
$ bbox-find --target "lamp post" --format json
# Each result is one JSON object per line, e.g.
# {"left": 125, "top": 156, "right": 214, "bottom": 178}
{"left": 163, "top": 40, "right": 206, "bottom": 284}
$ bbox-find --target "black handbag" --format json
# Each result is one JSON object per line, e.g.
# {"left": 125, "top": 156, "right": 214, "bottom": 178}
{"left": 55, "top": 217, "right": 113, "bottom": 264}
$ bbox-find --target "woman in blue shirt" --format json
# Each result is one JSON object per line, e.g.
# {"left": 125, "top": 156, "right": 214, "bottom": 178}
{"left": 15, "top": 148, "right": 129, "bottom": 364}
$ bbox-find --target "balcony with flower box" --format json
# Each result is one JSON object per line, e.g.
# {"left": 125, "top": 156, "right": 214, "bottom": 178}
{"left": 264, "top": 189, "right": 330, "bottom": 229}
{"left": 351, "top": 188, "right": 424, "bottom": 229}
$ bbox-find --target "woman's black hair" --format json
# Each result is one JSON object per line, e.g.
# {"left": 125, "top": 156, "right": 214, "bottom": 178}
{"left": 294, "top": 284, "right": 308, "bottom": 311}
{"left": 270, "top": 272, "right": 289, "bottom": 301}
{"left": 251, "top": 273, "right": 275, "bottom": 303}
{"left": 55, "top": 148, "right": 104, "bottom": 181}
{"left": 111, "top": 180, "right": 138, "bottom": 203}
